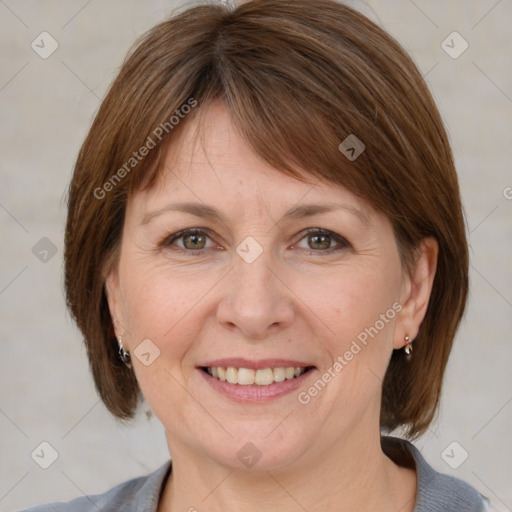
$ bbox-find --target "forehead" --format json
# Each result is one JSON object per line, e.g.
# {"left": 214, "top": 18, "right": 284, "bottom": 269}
{"left": 129, "top": 102, "right": 376, "bottom": 225}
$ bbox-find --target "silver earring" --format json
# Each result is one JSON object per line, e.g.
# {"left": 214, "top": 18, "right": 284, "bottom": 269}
{"left": 117, "top": 336, "right": 132, "bottom": 368}
{"left": 404, "top": 335, "right": 413, "bottom": 358}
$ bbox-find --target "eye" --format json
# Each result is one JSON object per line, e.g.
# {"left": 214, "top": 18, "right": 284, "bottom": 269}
{"left": 160, "top": 227, "right": 351, "bottom": 255}
{"left": 162, "top": 229, "right": 214, "bottom": 252}
{"left": 295, "top": 228, "right": 351, "bottom": 254}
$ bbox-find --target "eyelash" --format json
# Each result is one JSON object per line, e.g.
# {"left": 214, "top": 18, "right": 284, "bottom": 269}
{"left": 160, "top": 228, "right": 351, "bottom": 255}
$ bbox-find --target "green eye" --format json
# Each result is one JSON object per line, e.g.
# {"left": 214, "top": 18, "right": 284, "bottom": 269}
{"left": 162, "top": 228, "right": 350, "bottom": 255}
{"left": 297, "top": 229, "right": 350, "bottom": 254}
{"left": 164, "top": 229, "right": 212, "bottom": 251}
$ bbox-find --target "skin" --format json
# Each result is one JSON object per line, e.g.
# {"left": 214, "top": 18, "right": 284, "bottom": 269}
{"left": 106, "top": 101, "right": 438, "bottom": 512}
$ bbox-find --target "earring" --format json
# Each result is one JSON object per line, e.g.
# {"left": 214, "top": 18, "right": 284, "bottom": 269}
{"left": 117, "top": 336, "right": 132, "bottom": 368}
{"left": 404, "top": 335, "right": 413, "bottom": 358}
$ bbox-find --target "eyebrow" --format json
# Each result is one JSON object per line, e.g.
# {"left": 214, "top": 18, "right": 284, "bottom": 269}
{"left": 141, "top": 201, "right": 371, "bottom": 227}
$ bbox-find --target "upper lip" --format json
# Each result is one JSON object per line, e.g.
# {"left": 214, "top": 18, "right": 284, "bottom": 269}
{"left": 198, "top": 358, "right": 316, "bottom": 370}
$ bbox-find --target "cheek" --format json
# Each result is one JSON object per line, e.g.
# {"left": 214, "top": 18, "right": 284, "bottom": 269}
{"left": 121, "top": 269, "right": 196, "bottom": 422}
{"left": 120, "top": 262, "right": 217, "bottom": 373}
{"left": 120, "top": 258, "right": 187, "bottom": 330}
{"left": 123, "top": 278, "right": 168, "bottom": 335}
{"left": 295, "top": 263, "right": 401, "bottom": 413}
{"left": 308, "top": 268, "right": 399, "bottom": 397}
{"left": 298, "top": 263, "right": 398, "bottom": 347}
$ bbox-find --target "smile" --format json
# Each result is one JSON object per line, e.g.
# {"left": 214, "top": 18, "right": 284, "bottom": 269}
{"left": 202, "top": 366, "right": 312, "bottom": 385}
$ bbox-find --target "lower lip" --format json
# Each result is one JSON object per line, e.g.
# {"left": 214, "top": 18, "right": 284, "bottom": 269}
{"left": 198, "top": 368, "right": 316, "bottom": 402}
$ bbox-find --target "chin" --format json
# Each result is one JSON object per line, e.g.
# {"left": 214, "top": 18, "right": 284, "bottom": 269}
{"left": 199, "top": 421, "right": 315, "bottom": 472}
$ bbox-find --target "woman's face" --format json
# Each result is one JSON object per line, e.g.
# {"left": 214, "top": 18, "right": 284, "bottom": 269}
{"left": 106, "top": 102, "right": 420, "bottom": 471}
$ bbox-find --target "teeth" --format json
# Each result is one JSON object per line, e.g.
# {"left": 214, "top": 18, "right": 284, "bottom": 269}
{"left": 238, "top": 368, "right": 255, "bottom": 385}
{"left": 255, "top": 368, "right": 274, "bottom": 385}
{"left": 205, "top": 366, "right": 308, "bottom": 385}
{"left": 226, "top": 367, "right": 238, "bottom": 384}
{"left": 273, "top": 367, "right": 286, "bottom": 382}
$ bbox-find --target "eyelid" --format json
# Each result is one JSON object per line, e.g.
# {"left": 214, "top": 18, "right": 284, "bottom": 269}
{"left": 299, "top": 228, "right": 351, "bottom": 250}
{"left": 161, "top": 227, "right": 351, "bottom": 253}
{"left": 161, "top": 228, "right": 218, "bottom": 250}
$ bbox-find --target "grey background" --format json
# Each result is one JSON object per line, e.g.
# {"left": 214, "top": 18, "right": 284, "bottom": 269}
{"left": 1, "top": 0, "right": 511, "bottom": 511}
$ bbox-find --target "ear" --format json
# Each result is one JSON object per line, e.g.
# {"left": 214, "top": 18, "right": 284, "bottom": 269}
{"left": 105, "top": 269, "right": 126, "bottom": 340}
{"left": 394, "top": 237, "right": 438, "bottom": 349}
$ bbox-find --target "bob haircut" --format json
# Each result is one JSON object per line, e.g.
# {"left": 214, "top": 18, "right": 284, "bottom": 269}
{"left": 64, "top": 0, "right": 469, "bottom": 438}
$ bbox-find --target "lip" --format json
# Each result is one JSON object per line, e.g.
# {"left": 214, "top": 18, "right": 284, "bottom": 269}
{"left": 197, "top": 365, "right": 317, "bottom": 403}
{"left": 198, "top": 358, "right": 315, "bottom": 370}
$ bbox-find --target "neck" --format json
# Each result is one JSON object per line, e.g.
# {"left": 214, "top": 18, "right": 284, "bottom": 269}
{"left": 158, "top": 429, "right": 417, "bottom": 512}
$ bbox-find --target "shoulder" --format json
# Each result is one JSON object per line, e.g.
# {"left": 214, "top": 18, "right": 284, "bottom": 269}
{"left": 415, "top": 463, "right": 487, "bottom": 512}
{"left": 16, "top": 460, "right": 172, "bottom": 512}
{"left": 383, "top": 436, "right": 491, "bottom": 512}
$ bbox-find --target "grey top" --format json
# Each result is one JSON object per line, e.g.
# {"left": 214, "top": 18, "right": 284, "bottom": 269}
{"left": 18, "top": 437, "right": 493, "bottom": 512}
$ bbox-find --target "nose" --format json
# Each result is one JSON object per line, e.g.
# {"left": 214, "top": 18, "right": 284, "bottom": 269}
{"left": 216, "top": 248, "right": 295, "bottom": 341}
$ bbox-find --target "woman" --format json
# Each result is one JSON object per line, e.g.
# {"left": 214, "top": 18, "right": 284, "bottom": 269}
{"left": 20, "top": 0, "right": 495, "bottom": 510}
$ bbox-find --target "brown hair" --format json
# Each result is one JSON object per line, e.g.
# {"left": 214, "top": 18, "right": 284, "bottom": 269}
{"left": 64, "top": 0, "right": 469, "bottom": 438}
